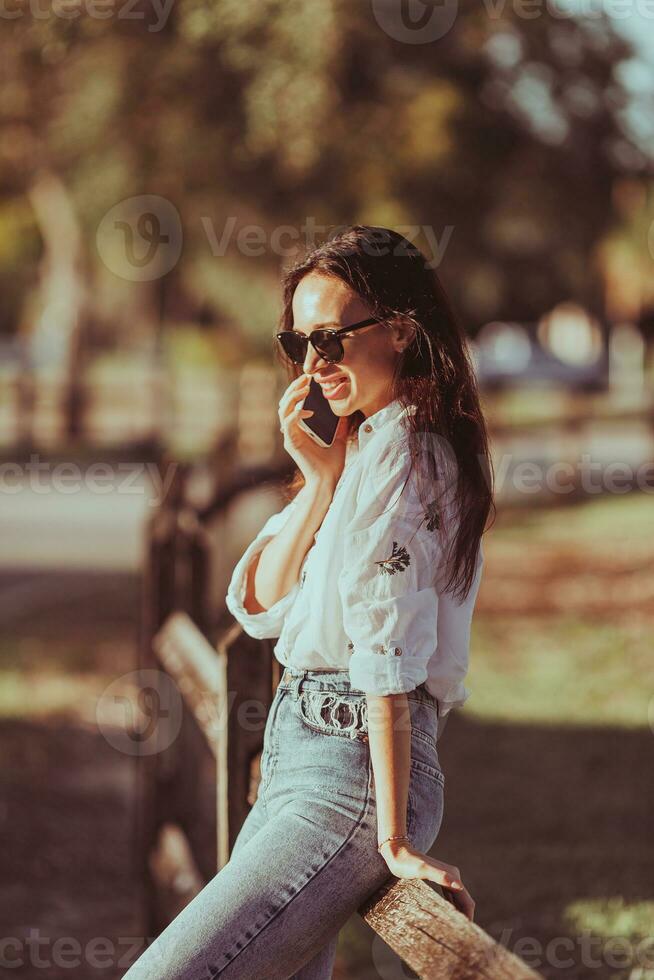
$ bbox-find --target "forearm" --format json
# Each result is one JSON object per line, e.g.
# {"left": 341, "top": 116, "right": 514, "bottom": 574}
{"left": 244, "top": 479, "right": 335, "bottom": 613}
{"left": 365, "top": 694, "right": 470, "bottom": 914}
{"left": 366, "top": 693, "right": 412, "bottom": 845}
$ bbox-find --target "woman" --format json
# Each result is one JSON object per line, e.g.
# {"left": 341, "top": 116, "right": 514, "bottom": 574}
{"left": 123, "top": 225, "right": 494, "bottom": 979}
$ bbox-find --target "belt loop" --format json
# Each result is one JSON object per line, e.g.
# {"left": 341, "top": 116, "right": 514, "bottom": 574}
{"left": 289, "top": 669, "right": 307, "bottom": 701}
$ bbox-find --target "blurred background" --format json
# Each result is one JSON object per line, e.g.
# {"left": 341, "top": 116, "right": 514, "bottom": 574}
{"left": 1, "top": 0, "right": 653, "bottom": 977}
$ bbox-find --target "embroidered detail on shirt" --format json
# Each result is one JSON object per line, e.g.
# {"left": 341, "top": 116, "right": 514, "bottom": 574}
{"left": 375, "top": 541, "right": 411, "bottom": 576}
{"left": 372, "top": 499, "right": 441, "bottom": 579}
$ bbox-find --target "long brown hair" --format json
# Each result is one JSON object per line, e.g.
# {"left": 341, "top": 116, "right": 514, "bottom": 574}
{"left": 274, "top": 225, "right": 495, "bottom": 601}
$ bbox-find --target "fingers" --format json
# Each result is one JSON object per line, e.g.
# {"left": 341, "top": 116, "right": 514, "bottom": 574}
{"left": 451, "top": 886, "right": 475, "bottom": 921}
{"left": 279, "top": 404, "right": 314, "bottom": 435}
{"left": 441, "top": 885, "right": 474, "bottom": 921}
{"left": 428, "top": 861, "right": 462, "bottom": 893}
{"left": 422, "top": 860, "right": 475, "bottom": 922}
{"left": 279, "top": 375, "right": 311, "bottom": 429}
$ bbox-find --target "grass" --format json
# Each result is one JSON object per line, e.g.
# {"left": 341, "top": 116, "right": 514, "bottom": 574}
{"left": 564, "top": 896, "right": 654, "bottom": 950}
{"left": 463, "top": 492, "right": 654, "bottom": 729}
{"left": 467, "top": 614, "right": 652, "bottom": 729}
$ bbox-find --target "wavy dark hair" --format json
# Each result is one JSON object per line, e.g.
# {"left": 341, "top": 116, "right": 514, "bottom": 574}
{"left": 274, "top": 224, "right": 495, "bottom": 601}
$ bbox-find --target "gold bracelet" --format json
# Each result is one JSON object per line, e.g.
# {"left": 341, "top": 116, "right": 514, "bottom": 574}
{"left": 377, "top": 834, "right": 410, "bottom": 853}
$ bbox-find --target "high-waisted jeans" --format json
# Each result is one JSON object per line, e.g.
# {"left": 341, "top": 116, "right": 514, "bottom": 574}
{"left": 121, "top": 666, "right": 445, "bottom": 980}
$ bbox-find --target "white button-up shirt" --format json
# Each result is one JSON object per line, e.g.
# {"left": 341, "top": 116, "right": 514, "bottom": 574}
{"left": 226, "top": 397, "right": 484, "bottom": 720}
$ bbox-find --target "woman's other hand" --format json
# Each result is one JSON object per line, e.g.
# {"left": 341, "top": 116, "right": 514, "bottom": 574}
{"left": 278, "top": 374, "right": 349, "bottom": 489}
{"left": 381, "top": 842, "right": 475, "bottom": 921}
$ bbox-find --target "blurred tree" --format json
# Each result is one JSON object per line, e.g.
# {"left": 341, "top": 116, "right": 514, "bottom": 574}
{"left": 0, "top": 0, "right": 651, "bottom": 376}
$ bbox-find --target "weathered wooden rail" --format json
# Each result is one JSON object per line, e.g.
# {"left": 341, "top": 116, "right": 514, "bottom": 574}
{"left": 134, "top": 451, "right": 543, "bottom": 978}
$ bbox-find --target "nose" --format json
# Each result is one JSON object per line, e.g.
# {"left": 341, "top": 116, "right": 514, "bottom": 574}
{"left": 302, "top": 343, "right": 328, "bottom": 376}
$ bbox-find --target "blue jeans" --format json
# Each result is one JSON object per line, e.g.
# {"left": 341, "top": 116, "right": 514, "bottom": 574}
{"left": 122, "top": 667, "right": 445, "bottom": 979}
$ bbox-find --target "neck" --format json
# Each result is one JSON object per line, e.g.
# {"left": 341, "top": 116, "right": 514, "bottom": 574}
{"left": 359, "top": 390, "right": 396, "bottom": 420}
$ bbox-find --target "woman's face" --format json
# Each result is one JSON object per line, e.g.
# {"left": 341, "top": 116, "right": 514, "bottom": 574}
{"left": 290, "top": 272, "right": 412, "bottom": 420}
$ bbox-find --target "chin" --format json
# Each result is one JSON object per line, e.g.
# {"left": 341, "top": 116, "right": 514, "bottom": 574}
{"left": 331, "top": 395, "right": 355, "bottom": 414}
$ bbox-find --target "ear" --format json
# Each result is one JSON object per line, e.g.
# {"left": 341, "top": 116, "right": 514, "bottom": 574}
{"left": 389, "top": 316, "right": 417, "bottom": 352}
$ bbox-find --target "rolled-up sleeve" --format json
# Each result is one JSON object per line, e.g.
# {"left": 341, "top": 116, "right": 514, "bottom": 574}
{"left": 339, "top": 446, "right": 445, "bottom": 696}
{"left": 225, "top": 494, "right": 301, "bottom": 639}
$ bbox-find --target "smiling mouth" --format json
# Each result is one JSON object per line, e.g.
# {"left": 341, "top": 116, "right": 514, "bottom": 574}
{"left": 318, "top": 375, "right": 349, "bottom": 391}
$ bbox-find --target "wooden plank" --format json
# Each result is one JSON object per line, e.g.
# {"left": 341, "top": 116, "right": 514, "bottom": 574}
{"left": 153, "top": 610, "right": 225, "bottom": 732}
{"left": 134, "top": 501, "right": 180, "bottom": 937}
{"left": 359, "top": 877, "right": 543, "bottom": 979}
{"left": 220, "top": 627, "right": 275, "bottom": 863}
{"left": 148, "top": 822, "right": 205, "bottom": 927}
{"left": 152, "top": 611, "right": 227, "bottom": 872}
{"left": 150, "top": 614, "right": 275, "bottom": 872}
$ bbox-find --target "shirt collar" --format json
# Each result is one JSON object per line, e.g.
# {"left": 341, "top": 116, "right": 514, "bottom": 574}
{"left": 356, "top": 398, "right": 417, "bottom": 452}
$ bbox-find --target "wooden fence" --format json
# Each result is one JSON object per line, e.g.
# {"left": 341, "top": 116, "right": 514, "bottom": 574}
{"left": 134, "top": 453, "right": 543, "bottom": 979}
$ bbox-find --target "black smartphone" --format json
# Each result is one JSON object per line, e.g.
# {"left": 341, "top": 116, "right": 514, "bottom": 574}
{"left": 297, "top": 377, "right": 340, "bottom": 448}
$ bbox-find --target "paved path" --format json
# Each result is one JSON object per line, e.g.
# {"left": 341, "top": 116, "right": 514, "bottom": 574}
{"left": 0, "top": 464, "right": 159, "bottom": 572}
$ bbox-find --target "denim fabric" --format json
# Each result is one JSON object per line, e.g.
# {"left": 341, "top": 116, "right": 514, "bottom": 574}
{"left": 121, "top": 667, "right": 445, "bottom": 980}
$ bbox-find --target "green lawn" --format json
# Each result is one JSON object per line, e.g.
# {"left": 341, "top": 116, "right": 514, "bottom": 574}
{"left": 467, "top": 492, "right": 653, "bottom": 729}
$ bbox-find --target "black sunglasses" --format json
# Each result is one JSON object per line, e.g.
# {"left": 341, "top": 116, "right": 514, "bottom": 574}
{"left": 275, "top": 317, "right": 383, "bottom": 364}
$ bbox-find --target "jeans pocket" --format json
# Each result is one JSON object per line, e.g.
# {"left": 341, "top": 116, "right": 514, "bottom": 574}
{"left": 296, "top": 689, "right": 369, "bottom": 742}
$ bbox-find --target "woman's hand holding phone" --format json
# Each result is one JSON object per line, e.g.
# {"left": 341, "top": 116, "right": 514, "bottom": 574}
{"left": 279, "top": 374, "right": 349, "bottom": 490}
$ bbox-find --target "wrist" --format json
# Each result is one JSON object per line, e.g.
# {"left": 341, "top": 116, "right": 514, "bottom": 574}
{"left": 304, "top": 477, "right": 337, "bottom": 499}
{"left": 377, "top": 833, "right": 410, "bottom": 854}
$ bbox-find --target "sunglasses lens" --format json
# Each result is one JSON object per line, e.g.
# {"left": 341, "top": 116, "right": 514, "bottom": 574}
{"left": 278, "top": 330, "right": 343, "bottom": 363}
{"left": 277, "top": 332, "right": 306, "bottom": 363}
{"left": 312, "top": 331, "right": 343, "bottom": 362}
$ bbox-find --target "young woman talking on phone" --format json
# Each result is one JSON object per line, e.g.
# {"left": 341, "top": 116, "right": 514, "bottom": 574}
{"left": 122, "top": 225, "right": 494, "bottom": 980}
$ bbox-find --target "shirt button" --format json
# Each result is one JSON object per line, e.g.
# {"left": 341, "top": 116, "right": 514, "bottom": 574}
{"left": 393, "top": 646, "right": 403, "bottom": 656}
{"left": 363, "top": 423, "right": 372, "bottom": 433}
